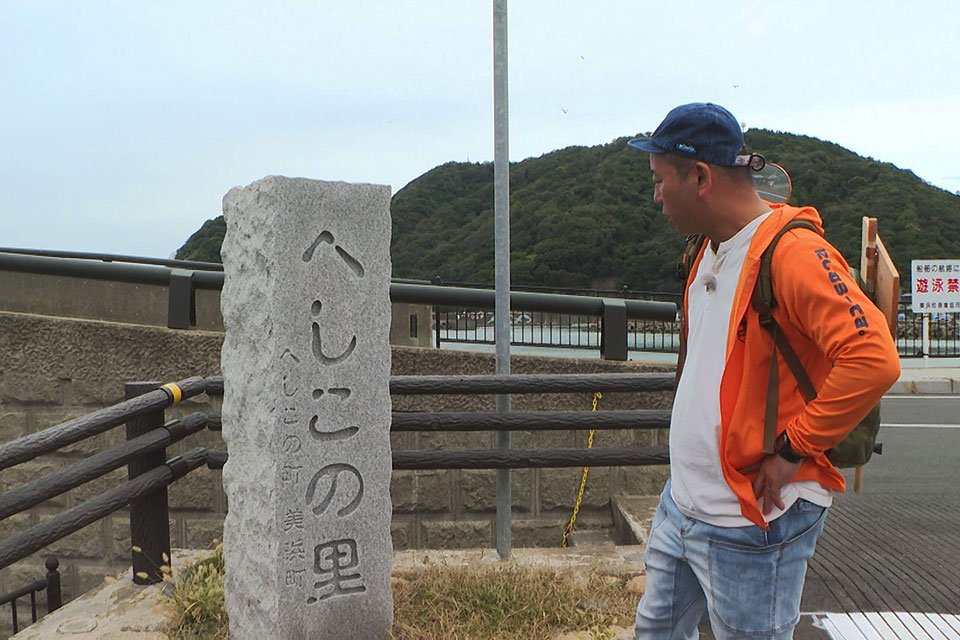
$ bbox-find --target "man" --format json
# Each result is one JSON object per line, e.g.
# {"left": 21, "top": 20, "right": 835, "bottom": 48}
{"left": 627, "top": 103, "right": 900, "bottom": 639}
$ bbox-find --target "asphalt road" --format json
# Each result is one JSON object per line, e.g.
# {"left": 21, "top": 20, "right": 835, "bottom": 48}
{"left": 863, "top": 395, "right": 960, "bottom": 494}
{"left": 881, "top": 394, "right": 960, "bottom": 426}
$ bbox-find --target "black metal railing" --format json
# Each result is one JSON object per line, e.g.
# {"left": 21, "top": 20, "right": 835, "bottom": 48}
{"left": 896, "top": 294, "right": 960, "bottom": 357}
{"left": 434, "top": 307, "right": 682, "bottom": 353}
{"left": 0, "top": 247, "right": 224, "bottom": 272}
{"left": 393, "top": 282, "right": 677, "bottom": 360}
{"left": 8, "top": 247, "right": 960, "bottom": 360}
{"left": 0, "top": 375, "right": 223, "bottom": 634}
{"left": 434, "top": 288, "right": 960, "bottom": 359}
{"left": 424, "top": 278, "right": 682, "bottom": 354}
{"left": 0, "top": 557, "right": 61, "bottom": 635}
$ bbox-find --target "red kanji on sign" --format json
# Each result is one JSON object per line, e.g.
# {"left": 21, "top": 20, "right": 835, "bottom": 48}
{"left": 917, "top": 278, "right": 929, "bottom": 293}
{"left": 933, "top": 278, "right": 945, "bottom": 293}
{"left": 948, "top": 278, "right": 959, "bottom": 293}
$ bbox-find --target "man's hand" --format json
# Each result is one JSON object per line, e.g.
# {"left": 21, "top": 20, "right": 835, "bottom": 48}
{"left": 752, "top": 454, "right": 803, "bottom": 516}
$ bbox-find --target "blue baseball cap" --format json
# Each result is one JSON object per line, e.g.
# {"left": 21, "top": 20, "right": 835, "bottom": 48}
{"left": 628, "top": 102, "right": 751, "bottom": 167}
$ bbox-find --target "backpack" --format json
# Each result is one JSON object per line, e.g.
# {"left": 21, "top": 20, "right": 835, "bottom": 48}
{"left": 676, "top": 220, "right": 882, "bottom": 469}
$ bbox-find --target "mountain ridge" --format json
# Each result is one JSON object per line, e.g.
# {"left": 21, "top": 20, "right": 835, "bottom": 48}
{"left": 177, "top": 129, "right": 960, "bottom": 292}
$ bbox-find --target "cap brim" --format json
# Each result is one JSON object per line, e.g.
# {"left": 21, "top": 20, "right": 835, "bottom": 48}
{"left": 627, "top": 137, "right": 668, "bottom": 154}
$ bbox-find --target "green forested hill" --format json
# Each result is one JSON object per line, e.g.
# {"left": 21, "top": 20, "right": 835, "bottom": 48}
{"left": 176, "top": 130, "right": 960, "bottom": 292}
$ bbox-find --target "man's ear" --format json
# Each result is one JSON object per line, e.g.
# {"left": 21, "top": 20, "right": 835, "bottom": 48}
{"left": 694, "top": 162, "right": 712, "bottom": 196}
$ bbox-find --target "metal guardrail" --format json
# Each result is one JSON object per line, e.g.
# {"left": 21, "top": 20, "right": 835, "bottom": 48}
{"left": 391, "top": 282, "right": 674, "bottom": 318}
{"left": 427, "top": 278, "right": 683, "bottom": 354}
{"left": 8, "top": 248, "right": 960, "bottom": 359}
{"left": 0, "top": 249, "right": 678, "bottom": 359}
{"left": 0, "top": 247, "right": 224, "bottom": 271}
{"left": 0, "top": 558, "right": 61, "bottom": 635}
{"left": 435, "top": 307, "right": 683, "bottom": 353}
{"left": 896, "top": 295, "right": 960, "bottom": 357}
{"left": 400, "top": 284, "right": 676, "bottom": 360}
{"left": 435, "top": 292, "right": 960, "bottom": 359}
{"left": 0, "top": 251, "right": 225, "bottom": 288}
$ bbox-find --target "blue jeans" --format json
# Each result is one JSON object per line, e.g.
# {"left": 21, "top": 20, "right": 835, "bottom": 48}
{"left": 635, "top": 480, "right": 827, "bottom": 640}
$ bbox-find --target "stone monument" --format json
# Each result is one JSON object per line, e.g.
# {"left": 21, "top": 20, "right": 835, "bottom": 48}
{"left": 220, "top": 177, "right": 393, "bottom": 639}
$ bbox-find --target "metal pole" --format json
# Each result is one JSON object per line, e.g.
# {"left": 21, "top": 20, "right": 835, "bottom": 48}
{"left": 45, "top": 557, "right": 61, "bottom": 613}
{"left": 493, "top": 0, "right": 512, "bottom": 559}
{"left": 922, "top": 314, "right": 930, "bottom": 368}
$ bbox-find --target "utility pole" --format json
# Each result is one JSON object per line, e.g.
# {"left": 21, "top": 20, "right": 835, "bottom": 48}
{"left": 492, "top": 0, "right": 512, "bottom": 559}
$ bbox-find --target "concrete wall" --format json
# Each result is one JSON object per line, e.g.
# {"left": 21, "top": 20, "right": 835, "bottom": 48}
{"left": 0, "top": 271, "right": 432, "bottom": 345}
{"left": 0, "top": 310, "right": 672, "bottom": 620}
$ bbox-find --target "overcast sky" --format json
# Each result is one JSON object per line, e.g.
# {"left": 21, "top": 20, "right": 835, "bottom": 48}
{"left": 2, "top": 1, "right": 958, "bottom": 258}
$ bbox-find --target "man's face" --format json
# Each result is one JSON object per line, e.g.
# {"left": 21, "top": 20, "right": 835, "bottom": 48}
{"left": 649, "top": 154, "right": 700, "bottom": 235}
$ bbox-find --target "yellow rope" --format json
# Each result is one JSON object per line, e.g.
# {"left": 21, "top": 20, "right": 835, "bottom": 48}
{"left": 561, "top": 391, "right": 602, "bottom": 547}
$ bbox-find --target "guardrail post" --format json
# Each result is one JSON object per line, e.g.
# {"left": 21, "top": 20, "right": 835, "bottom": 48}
{"left": 433, "top": 276, "right": 443, "bottom": 349}
{"left": 44, "top": 557, "right": 61, "bottom": 613}
{"left": 168, "top": 269, "right": 196, "bottom": 329}
{"left": 125, "top": 381, "right": 171, "bottom": 584}
{"left": 600, "top": 299, "right": 628, "bottom": 361}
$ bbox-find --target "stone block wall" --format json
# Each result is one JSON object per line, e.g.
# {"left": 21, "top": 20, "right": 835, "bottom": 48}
{"left": 388, "top": 347, "right": 673, "bottom": 550}
{"left": 0, "top": 311, "right": 224, "bottom": 617}
{"left": 0, "top": 310, "right": 672, "bottom": 622}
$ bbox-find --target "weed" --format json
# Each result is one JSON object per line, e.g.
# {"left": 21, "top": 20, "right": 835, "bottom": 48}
{"left": 146, "top": 545, "right": 228, "bottom": 639}
{"left": 391, "top": 562, "right": 636, "bottom": 639}
{"left": 153, "top": 550, "right": 639, "bottom": 639}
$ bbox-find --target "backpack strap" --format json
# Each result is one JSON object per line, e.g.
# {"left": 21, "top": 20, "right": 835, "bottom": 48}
{"left": 676, "top": 233, "right": 707, "bottom": 286}
{"left": 675, "top": 234, "right": 707, "bottom": 385}
{"left": 753, "top": 219, "right": 820, "bottom": 453}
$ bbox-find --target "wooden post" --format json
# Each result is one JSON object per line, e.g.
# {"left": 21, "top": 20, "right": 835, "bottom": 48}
{"left": 861, "top": 217, "right": 879, "bottom": 297}
{"left": 125, "top": 381, "right": 170, "bottom": 584}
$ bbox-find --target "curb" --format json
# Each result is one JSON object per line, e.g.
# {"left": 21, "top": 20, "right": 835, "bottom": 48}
{"left": 887, "top": 377, "right": 960, "bottom": 395}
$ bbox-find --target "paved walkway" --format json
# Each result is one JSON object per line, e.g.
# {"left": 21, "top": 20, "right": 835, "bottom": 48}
{"left": 890, "top": 362, "right": 960, "bottom": 395}
{"left": 804, "top": 492, "right": 960, "bottom": 614}
{"left": 698, "top": 488, "right": 960, "bottom": 639}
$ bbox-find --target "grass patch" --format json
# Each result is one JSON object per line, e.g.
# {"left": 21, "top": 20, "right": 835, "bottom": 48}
{"left": 164, "top": 552, "right": 639, "bottom": 639}
{"left": 166, "top": 547, "right": 228, "bottom": 639}
{"left": 392, "top": 562, "right": 636, "bottom": 639}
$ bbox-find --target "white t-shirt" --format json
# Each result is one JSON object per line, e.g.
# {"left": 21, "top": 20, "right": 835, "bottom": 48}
{"left": 670, "top": 212, "right": 832, "bottom": 527}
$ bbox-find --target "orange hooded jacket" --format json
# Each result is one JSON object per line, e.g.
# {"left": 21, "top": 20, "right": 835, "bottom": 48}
{"left": 681, "top": 203, "right": 901, "bottom": 527}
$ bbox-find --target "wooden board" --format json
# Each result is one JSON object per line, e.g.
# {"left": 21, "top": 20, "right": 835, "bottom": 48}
{"left": 875, "top": 236, "right": 900, "bottom": 335}
{"left": 860, "top": 216, "right": 899, "bottom": 335}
